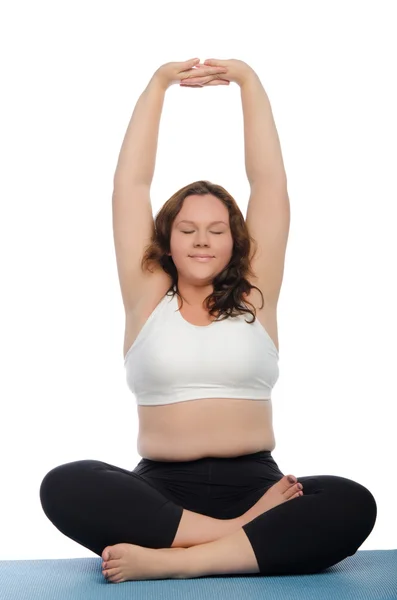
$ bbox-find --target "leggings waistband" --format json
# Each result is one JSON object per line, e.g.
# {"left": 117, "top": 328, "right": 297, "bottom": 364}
{"left": 139, "top": 449, "right": 273, "bottom": 468}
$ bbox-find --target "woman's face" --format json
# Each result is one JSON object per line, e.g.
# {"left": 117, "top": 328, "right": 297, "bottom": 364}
{"left": 169, "top": 194, "right": 234, "bottom": 288}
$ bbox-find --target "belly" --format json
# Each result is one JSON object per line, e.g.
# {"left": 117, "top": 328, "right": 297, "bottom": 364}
{"left": 137, "top": 398, "right": 276, "bottom": 461}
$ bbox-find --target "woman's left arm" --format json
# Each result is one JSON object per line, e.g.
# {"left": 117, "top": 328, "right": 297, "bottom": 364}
{"left": 240, "top": 71, "right": 288, "bottom": 187}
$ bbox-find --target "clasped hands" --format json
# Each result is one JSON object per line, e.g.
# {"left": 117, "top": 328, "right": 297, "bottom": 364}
{"left": 154, "top": 57, "right": 255, "bottom": 91}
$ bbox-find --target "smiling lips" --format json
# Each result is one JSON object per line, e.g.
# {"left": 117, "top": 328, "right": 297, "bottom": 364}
{"left": 190, "top": 255, "right": 213, "bottom": 261}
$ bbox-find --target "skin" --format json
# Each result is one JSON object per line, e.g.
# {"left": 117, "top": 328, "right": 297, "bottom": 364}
{"left": 168, "top": 194, "right": 234, "bottom": 308}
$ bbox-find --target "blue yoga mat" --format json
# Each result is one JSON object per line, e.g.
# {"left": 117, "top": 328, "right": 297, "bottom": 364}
{"left": 1, "top": 549, "right": 396, "bottom": 600}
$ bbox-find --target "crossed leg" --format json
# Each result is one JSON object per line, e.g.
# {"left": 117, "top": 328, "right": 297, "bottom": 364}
{"left": 101, "top": 474, "right": 302, "bottom": 581}
{"left": 102, "top": 474, "right": 377, "bottom": 582}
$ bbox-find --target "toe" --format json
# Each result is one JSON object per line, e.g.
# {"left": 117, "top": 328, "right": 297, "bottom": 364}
{"left": 279, "top": 474, "right": 296, "bottom": 491}
{"left": 102, "top": 548, "right": 111, "bottom": 561}
{"left": 109, "top": 573, "right": 124, "bottom": 583}
{"left": 104, "top": 567, "right": 122, "bottom": 582}
{"left": 285, "top": 482, "right": 303, "bottom": 498}
{"left": 102, "top": 558, "right": 118, "bottom": 570}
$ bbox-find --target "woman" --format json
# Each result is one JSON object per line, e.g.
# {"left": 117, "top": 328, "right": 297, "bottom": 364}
{"left": 40, "top": 58, "right": 377, "bottom": 583}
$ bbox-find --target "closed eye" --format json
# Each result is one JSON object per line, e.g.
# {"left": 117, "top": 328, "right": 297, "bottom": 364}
{"left": 182, "top": 231, "right": 223, "bottom": 235}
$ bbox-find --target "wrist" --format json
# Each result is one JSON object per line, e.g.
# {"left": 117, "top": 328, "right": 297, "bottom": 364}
{"left": 239, "top": 68, "right": 259, "bottom": 88}
{"left": 150, "top": 71, "right": 168, "bottom": 93}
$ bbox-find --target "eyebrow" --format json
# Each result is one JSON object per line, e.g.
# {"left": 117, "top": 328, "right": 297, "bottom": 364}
{"left": 177, "top": 220, "right": 228, "bottom": 226}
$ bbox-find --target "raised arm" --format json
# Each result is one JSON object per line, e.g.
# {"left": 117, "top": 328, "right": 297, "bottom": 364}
{"left": 240, "top": 70, "right": 287, "bottom": 187}
{"left": 113, "top": 75, "right": 165, "bottom": 186}
{"left": 112, "top": 75, "right": 166, "bottom": 315}
{"left": 241, "top": 68, "right": 290, "bottom": 308}
{"left": 112, "top": 60, "right": 235, "bottom": 315}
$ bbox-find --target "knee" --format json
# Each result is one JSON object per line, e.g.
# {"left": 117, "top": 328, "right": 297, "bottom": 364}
{"left": 334, "top": 476, "right": 377, "bottom": 543}
{"left": 353, "top": 480, "right": 377, "bottom": 534}
{"left": 39, "top": 459, "right": 101, "bottom": 517}
{"left": 304, "top": 475, "right": 377, "bottom": 545}
{"left": 342, "top": 476, "right": 376, "bottom": 518}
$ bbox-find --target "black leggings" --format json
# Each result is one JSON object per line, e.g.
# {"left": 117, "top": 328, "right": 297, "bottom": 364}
{"left": 39, "top": 450, "right": 377, "bottom": 575}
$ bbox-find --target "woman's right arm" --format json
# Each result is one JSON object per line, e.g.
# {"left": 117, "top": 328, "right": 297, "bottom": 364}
{"left": 111, "top": 60, "right": 227, "bottom": 315}
{"left": 112, "top": 76, "right": 165, "bottom": 316}
{"left": 113, "top": 75, "right": 166, "bottom": 186}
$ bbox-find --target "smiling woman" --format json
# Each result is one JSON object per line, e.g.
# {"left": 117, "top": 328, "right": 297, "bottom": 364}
{"left": 38, "top": 58, "right": 378, "bottom": 583}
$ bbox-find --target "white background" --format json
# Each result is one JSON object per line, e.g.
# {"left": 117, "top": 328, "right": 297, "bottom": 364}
{"left": 1, "top": 1, "right": 396, "bottom": 560}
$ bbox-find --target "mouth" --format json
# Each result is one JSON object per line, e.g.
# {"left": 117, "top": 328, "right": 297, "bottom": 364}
{"left": 189, "top": 256, "right": 214, "bottom": 262}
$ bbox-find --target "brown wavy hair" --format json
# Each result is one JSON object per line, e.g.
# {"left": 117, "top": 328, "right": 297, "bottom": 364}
{"left": 141, "top": 180, "right": 264, "bottom": 323}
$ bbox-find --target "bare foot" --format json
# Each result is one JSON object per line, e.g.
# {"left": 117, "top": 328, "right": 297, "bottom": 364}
{"left": 101, "top": 543, "right": 187, "bottom": 582}
{"left": 241, "top": 475, "right": 303, "bottom": 525}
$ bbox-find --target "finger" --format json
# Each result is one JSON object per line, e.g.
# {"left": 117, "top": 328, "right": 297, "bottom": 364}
{"left": 191, "top": 74, "right": 218, "bottom": 84}
{"left": 205, "top": 79, "right": 230, "bottom": 86}
{"left": 199, "top": 78, "right": 230, "bottom": 86}
{"left": 180, "top": 74, "right": 208, "bottom": 86}
{"left": 189, "top": 71, "right": 227, "bottom": 83}
{"left": 184, "top": 67, "right": 227, "bottom": 82}
{"left": 178, "top": 58, "right": 200, "bottom": 72}
{"left": 192, "top": 65, "right": 225, "bottom": 73}
{"left": 198, "top": 65, "right": 227, "bottom": 74}
{"left": 181, "top": 76, "right": 212, "bottom": 85}
{"left": 180, "top": 80, "right": 206, "bottom": 87}
{"left": 181, "top": 76, "right": 230, "bottom": 87}
{"left": 204, "top": 59, "right": 223, "bottom": 66}
{"left": 192, "top": 66, "right": 226, "bottom": 73}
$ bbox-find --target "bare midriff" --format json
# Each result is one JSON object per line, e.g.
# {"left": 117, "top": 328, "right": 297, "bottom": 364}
{"left": 137, "top": 397, "right": 276, "bottom": 461}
